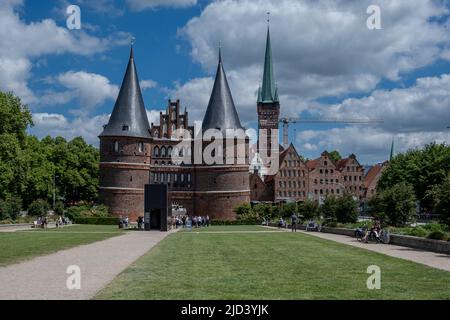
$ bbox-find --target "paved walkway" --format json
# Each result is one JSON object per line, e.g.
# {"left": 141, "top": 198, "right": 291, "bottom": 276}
{"left": 267, "top": 227, "right": 450, "bottom": 272}
{"left": 0, "top": 230, "right": 175, "bottom": 300}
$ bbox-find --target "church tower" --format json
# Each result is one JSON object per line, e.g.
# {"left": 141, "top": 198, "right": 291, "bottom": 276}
{"left": 195, "top": 49, "right": 250, "bottom": 220}
{"left": 257, "top": 25, "right": 280, "bottom": 157}
{"left": 98, "top": 46, "right": 152, "bottom": 220}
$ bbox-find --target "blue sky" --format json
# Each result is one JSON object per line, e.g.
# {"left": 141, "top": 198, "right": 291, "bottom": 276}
{"left": 1, "top": 0, "right": 450, "bottom": 165}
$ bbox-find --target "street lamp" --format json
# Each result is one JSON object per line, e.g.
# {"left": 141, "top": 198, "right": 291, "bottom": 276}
{"left": 53, "top": 173, "right": 59, "bottom": 210}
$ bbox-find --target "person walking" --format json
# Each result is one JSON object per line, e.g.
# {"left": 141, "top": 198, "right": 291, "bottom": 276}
{"left": 291, "top": 213, "right": 298, "bottom": 232}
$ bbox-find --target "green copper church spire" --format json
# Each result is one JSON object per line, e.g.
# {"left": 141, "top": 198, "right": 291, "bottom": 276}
{"left": 258, "top": 20, "right": 278, "bottom": 104}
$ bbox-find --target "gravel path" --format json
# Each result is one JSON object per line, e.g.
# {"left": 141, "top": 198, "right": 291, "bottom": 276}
{"left": 270, "top": 227, "right": 450, "bottom": 272}
{"left": 0, "top": 230, "right": 175, "bottom": 300}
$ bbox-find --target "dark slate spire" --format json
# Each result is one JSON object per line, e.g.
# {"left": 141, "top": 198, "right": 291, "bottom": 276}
{"left": 99, "top": 45, "right": 151, "bottom": 139}
{"left": 258, "top": 26, "right": 279, "bottom": 104}
{"left": 202, "top": 48, "right": 243, "bottom": 133}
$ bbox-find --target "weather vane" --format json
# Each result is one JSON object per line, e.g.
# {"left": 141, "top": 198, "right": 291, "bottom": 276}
{"left": 131, "top": 36, "right": 136, "bottom": 46}
{"left": 267, "top": 11, "right": 270, "bottom": 25}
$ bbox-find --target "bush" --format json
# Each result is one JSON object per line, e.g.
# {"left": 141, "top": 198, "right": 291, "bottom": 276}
{"left": 27, "top": 199, "right": 50, "bottom": 217}
{"left": 65, "top": 204, "right": 109, "bottom": 220}
{"left": 73, "top": 216, "right": 119, "bottom": 225}
{"left": 298, "top": 200, "right": 319, "bottom": 221}
{"left": 427, "top": 231, "right": 448, "bottom": 241}
{"left": 335, "top": 192, "right": 358, "bottom": 223}
{"left": 321, "top": 195, "right": 338, "bottom": 222}
{"left": 280, "top": 202, "right": 297, "bottom": 219}
{"left": 430, "top": 176, "right": 450, "bottom": 227}
{"left": 0, "top": 195, "right": 22, "bottom": 220}
{"left": 233, "top": 203, "right": 262, "bottom": 223}
{"left": 406, "top": 226, "right": 428, "bottom": 238}
{"left": 54, "top": 201, "right": 65, "bottom": 216}
{"left": 252, "top": 204, "right": 274, "bottom": 220}
{"left": 369, "top": 182, "right": 417, "bottom": 227}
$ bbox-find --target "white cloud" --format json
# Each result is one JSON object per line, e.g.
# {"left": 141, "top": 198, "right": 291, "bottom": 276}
{"left": 295, "top": 74, "right": 450, "bottom": 163}
{"left": 168, "top": 77, "right": 214, "bottom": 123}
{"left": 140, "top": 79, "right": 158, "bottom": 91}
{"left": 177, "top": 0, "right": 450, "bottom": 117}
{"left": 31, "top": 112, "right": 110, "bottom": 145}
{"left": 146, "top": 109, "right": 163, "bottom": 126}
{"left": 127, "top": 0, "right": 197, "bottom": 11}
{"left": 58, "top": 71, "right": 118, "bottom": 111}
{"left": 0, "top": 1, "right": 128, "bottom": 104}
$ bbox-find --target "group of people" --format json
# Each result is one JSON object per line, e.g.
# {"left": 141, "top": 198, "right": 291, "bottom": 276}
{"left": 168, "top": 215, "right": 211, "bottom": 229}
{"left": 35, "top": 217, "right": 48, "bottom": 229}
{"left": 55, "top": 216, "right": 70, "bottom": 228}
{"left": 277, "top": 213, "right": 299, "bottom": 232}
{"left": 34, "top": 216, "right": 70, "bottom": 229}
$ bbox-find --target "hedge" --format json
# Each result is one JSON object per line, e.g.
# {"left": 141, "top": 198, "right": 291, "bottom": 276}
{"left": 210, "top": 220, "right": 260, "bottom": 225}
{"left": 73, "top": 216, "right": 119, "bottom": 225}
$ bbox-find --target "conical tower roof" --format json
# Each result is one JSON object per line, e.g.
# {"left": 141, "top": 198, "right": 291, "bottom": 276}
{"left": 99, "top": 46, "right": 151, "bottom": 139}
{"left": 258, "top": 26, "right": 279, "bottom": 104}
{"left": 202, "top": 49, "right": 243, "bottom": 133}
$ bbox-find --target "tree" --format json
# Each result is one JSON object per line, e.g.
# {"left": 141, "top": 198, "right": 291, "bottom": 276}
{"left": 429, "top": 176, "right": 450, "bottom": 227}
{"left": 369, "top": 182, "right": 417, "bottom": 227}
{"left": 298, "top": 199, "right": 319, "bottom": 221}
{"left": 321, "top": 195, "right": 338, "bottom": 223}
{"left": 280, "top": 202, "right": 297, "bottom": 218}
{"left": 335, "top": 192, "right": 358, "bottom": 223}
{"left": 28, "top": 199, "right": 50, "bottom": 217}
{"left": 378, "top": 143, "right": 450, "bottom": 211}
{"left": 252, "top": 203, "right": 274, "bottom": 220}
{"left": 329, "top": 150, "right": 342, "bottom": 162}
{"left": 0, "top": 195, "right": 22, "bottom": 221}
{"left": 0, "top": 92, "right": 33, "bottom": 143}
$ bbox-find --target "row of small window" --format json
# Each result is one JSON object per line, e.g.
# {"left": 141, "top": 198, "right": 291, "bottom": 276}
{"left": 343, "top": 175, "right": 362, "bottom": 182}
{"left": 284, "top": 160, "right": 302, "bottom": 167}
{"left": 280, "top": 170, "right": 306, "bottom": 178}
{"left": 314, "top": 189, "right": 341, "bottom": 195}
{"left": 279, "top": 180, "right": 306, "bottom": 188}
{"left": 151, "top": 172, "right": 192, "bottom": 184}
{"left": 113, "top": 141, "right": 144, "bottom": 153}
{"left": 153, "top": 146, "right": 192, "bottom": 158}
{"left": 278, "top": 191, "right": 307, "bottom": 198}
{"left": 314, "top": 179, "right": 340, "bottom": 185}
{"left": 318, "top": 168, "right": 334, "bottom": 174}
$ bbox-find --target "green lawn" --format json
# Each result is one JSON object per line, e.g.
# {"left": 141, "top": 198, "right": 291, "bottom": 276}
{"left": 96, "top": 225, "right": 450, "bottom": 300}
{"left": 0, "top": 224, "right": 124, "bottom": 266}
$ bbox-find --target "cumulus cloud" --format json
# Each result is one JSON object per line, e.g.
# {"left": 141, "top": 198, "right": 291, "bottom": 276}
{"left": 140, "top": 79, "right": 158, "bottom": 91}
{"left": 0, "top": 0, "right": 128, "bottom": 104}
{"left": 296, "top": 74, "right": 450, "bottom": 163}
{"left": 176, "top": 0, "right": 450, "bottom": 121}
{"left": 31, "top": 112, "right": 110, "bottom": 145}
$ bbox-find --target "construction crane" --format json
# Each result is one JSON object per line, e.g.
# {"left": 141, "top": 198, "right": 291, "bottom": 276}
{"left": 279, "top": 117, "right": 384, "bottom": 149}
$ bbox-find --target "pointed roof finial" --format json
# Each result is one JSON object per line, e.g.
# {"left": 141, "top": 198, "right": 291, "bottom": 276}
{"left": 218, "top": 41, "right": 222, "bottom": 63}
{"left": 130, "top": 36, "right": 136, "bottom": 59}
{"left": 267, "top": 11, "right": 270, "bottom": 26}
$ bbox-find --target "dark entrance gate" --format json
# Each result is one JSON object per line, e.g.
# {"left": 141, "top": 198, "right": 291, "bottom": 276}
{"left": 144, "top": 184, "right": 170, "bottom": 231}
